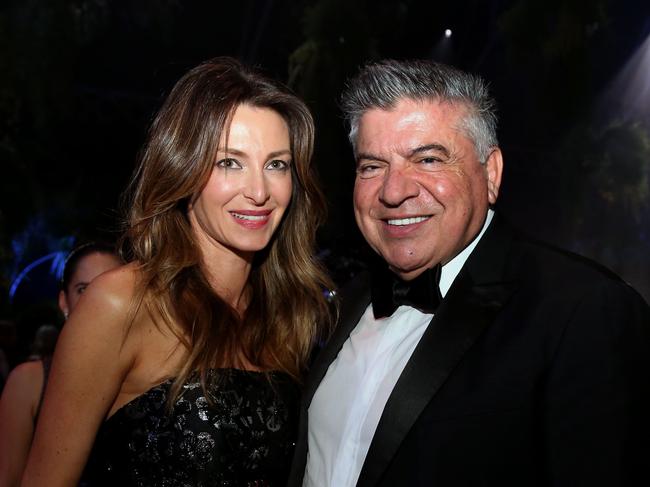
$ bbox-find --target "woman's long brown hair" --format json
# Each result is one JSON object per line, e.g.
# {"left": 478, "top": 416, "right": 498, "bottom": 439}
{"left": 120, "top": 57, "right": 334, "bottom": 402}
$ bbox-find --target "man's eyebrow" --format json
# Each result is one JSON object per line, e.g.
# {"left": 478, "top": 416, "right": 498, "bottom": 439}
{"left": 356, "top": 152, "right": 388, "bottom": 164}
{"left": 409, "top": 143, "right": 450, "bottom": 158}
{"left": 355, "top": 144, "right": 450, "bottom": 164}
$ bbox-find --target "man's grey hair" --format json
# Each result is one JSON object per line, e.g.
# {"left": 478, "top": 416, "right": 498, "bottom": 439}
{"left": 341, "top": 59, "right": 498, "bottom": 163}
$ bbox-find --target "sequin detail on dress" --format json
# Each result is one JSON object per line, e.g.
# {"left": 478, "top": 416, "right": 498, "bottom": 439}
{"left": 82, "top": 369, "right": 299, "bottom": 487}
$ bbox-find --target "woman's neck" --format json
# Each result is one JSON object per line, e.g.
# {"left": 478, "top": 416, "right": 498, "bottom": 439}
{"left": 201, "top": 243, "right": 254, "bottom": 313}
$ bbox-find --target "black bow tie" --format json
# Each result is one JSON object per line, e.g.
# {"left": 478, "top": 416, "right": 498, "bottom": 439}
{"left": 370, "top": 263, "right": 442, "bottom": 319}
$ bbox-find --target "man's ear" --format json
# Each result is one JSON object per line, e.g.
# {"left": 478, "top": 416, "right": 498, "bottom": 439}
{"left": 485, "top": 148, "right": 503, "bottom": 205}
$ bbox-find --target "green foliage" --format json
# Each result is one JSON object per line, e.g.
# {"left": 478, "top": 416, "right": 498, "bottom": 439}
{"left": 288, "top": 0, "right": 412, "bottom": 245}
{"left": 553, "top": 120, "right": 650, "bottom": 247}
{"left": 498, "top": 0, "right": 609, "bottom": 128}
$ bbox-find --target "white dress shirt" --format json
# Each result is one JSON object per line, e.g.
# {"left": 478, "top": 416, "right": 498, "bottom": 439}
{"left": 303, "top": 210, "right": 494, "bottom": 487}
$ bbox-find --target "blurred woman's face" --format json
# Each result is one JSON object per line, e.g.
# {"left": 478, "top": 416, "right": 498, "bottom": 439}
{"left": 58, "top": 252, "right": 121, "bottom": 317}
{"left": 187, "top": 104, "right": 293, "bottom": 261}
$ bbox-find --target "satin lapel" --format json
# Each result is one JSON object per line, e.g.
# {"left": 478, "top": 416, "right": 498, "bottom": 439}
{"left": 357, "top": 215, "right": 518, "bottom": 487}
{"left": 303, "top": 271, "right": 372, "bottom": 407}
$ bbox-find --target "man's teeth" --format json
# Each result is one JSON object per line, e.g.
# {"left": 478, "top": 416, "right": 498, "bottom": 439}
{"left": 387, "top": 216, "right": 429, "bottom": 226}
{"left": 232, "top": 213, "right": 267, "bottom": 221}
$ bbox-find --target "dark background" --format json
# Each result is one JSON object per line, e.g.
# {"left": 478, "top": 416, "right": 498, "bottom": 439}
{"left": 1, "top": 0, "right": 649, "bottom": 360}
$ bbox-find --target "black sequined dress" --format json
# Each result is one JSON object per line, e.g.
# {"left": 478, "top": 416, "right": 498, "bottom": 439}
{"left": 82, "top": 369, "right": 299, "bottom": 487}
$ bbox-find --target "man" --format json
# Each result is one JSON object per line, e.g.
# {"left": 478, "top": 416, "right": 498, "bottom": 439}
{"left": 288, "top": 60, "right": 650, "bottom": 486}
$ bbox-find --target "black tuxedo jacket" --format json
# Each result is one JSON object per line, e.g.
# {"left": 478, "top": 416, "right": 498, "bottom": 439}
{"left": 288, "top": 215, "right": 650, "bottom": 486}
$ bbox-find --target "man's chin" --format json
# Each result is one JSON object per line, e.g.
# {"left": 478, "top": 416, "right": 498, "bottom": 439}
{"left": 388, "top": 266, "right": 431, "bottom": 281}
{"left": 371, "top": 245, "right": 438, "bottom": 279}
{"left": 385, "top": 256, "right": 433, "bottom": 281}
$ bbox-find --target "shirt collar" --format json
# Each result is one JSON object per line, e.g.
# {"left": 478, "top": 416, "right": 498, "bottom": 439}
{"left": 439, "top": 209, "right": 494, "bottom": 298}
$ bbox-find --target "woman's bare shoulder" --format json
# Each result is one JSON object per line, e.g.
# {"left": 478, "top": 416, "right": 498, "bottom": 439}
{"left": 4, "top": 360, "right": 43, "bottom": 388}
{"left": 76, "top": 262, "right": 148, "bottom": 319}
{"left": 0, "top": 360, "right": 43, "bottom": 409}
{"left": 62, "top": 262, "right": 148, "bottom": 341}
{"left": 86, "top": 261, "right": 138, "bottom": 299}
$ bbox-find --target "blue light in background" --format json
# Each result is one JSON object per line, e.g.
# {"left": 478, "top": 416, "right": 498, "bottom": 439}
{"left": 8, "top": 251, "right": 68, "bottom": 303}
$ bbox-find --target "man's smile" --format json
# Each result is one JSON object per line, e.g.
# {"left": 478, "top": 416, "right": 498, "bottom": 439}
{"left": 385, "top": 215, "right": 431, "bottom": 226}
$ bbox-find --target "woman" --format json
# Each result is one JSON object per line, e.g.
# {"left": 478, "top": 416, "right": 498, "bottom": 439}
{"left": 0, "top": 243, "right": 121, "bottom": 487}
{"left": 22, "top": 57, "right": 333, "bottom": 486}
{"left": 57, "top": 243, "right": 123, "bottom": 320}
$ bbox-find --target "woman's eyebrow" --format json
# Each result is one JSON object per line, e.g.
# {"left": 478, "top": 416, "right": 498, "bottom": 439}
{"left": 216, "top": 148, "right": 291, "bottom": 158}
{"left": 216, "top": 148, "right": 246, "bottom": 156}
{"left": 267, "top": 149, "right": 292, "bottom": 158}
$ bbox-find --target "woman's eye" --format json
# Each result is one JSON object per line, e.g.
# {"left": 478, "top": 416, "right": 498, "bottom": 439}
{"left": 267, "top": 159, "right": 289, "bottom": 170}
{"left": 77, "top": 285, "right": 88, "bottom": 295}
{"left": 216, "top": 158, "right": 241, "bottom": 169}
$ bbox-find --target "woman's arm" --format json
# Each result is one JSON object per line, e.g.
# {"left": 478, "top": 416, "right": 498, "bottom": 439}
{"left": 21, "top": 266, "right": 138, "bottom": 487}
{"left": 0, "top": 361, "right": 42, "bottom": 487}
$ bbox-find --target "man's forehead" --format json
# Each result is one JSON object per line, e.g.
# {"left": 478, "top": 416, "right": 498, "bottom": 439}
{"left": 376, "top": 96, "right": 466, "bottom": 112}
{"left": 356, "top": 98, "right": 469, "bottom": 152}
{"left": 359, "top": 98, "right": 467, "bottom": 129}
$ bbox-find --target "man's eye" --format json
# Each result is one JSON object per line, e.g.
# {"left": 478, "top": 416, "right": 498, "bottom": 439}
{"left": 358, "top": 164, "right": 379, "bottom": 174}
{"left": 216, "top": 158, "right": 242, "bottom": 169}
{"left": 420, "top": 157, "right": 442, "bottom": 164}
{"left": 357, "top": 164, "right": 384, "bottom": 179}
{"left": 267, "top": 159, "right": 290, "bottom": 170}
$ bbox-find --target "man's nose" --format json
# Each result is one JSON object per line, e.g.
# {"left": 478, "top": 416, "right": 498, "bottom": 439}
{"left": 379, "top": 166, "right": 419, "bottom": 207}
{"left": 244, "top": 168, "right": 270, "bottom": 205}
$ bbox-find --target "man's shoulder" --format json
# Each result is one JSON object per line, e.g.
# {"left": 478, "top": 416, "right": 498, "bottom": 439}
{"left": 508, "top": 231, "right": 646, "bottom": 306}
{"left": 515, "top": 235, "right": 618, "bottom": 278}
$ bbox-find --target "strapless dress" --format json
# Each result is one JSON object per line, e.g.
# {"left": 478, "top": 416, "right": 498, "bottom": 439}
{"left": 81, "top": 368, "right": 299, "bottom": 487}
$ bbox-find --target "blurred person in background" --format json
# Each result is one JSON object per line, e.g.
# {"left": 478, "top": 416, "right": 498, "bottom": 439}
{"left": 26, "top": 324, "right": 59, "bottom": 361}
{"left": 0, "top": 320, "right": 17, "bottom": 392}
{"left": 0, "top": 242, "right": 121, "bottom": 487}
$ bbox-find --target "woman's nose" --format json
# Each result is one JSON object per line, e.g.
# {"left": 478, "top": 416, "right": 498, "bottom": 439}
{"left": 243, "top": 168, "right": 270, "bottom": 205}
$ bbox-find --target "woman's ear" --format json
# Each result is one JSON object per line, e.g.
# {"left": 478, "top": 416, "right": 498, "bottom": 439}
{"left": 58, "top": 290, "right": 69, "bottom": 320}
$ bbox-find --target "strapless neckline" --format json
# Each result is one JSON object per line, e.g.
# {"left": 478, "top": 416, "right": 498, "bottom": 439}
{"left": 83, "top": 367, "right": 299, "bottom": 486}
{"left": 106, "top": 368, "right": 288, "bottom": 422}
